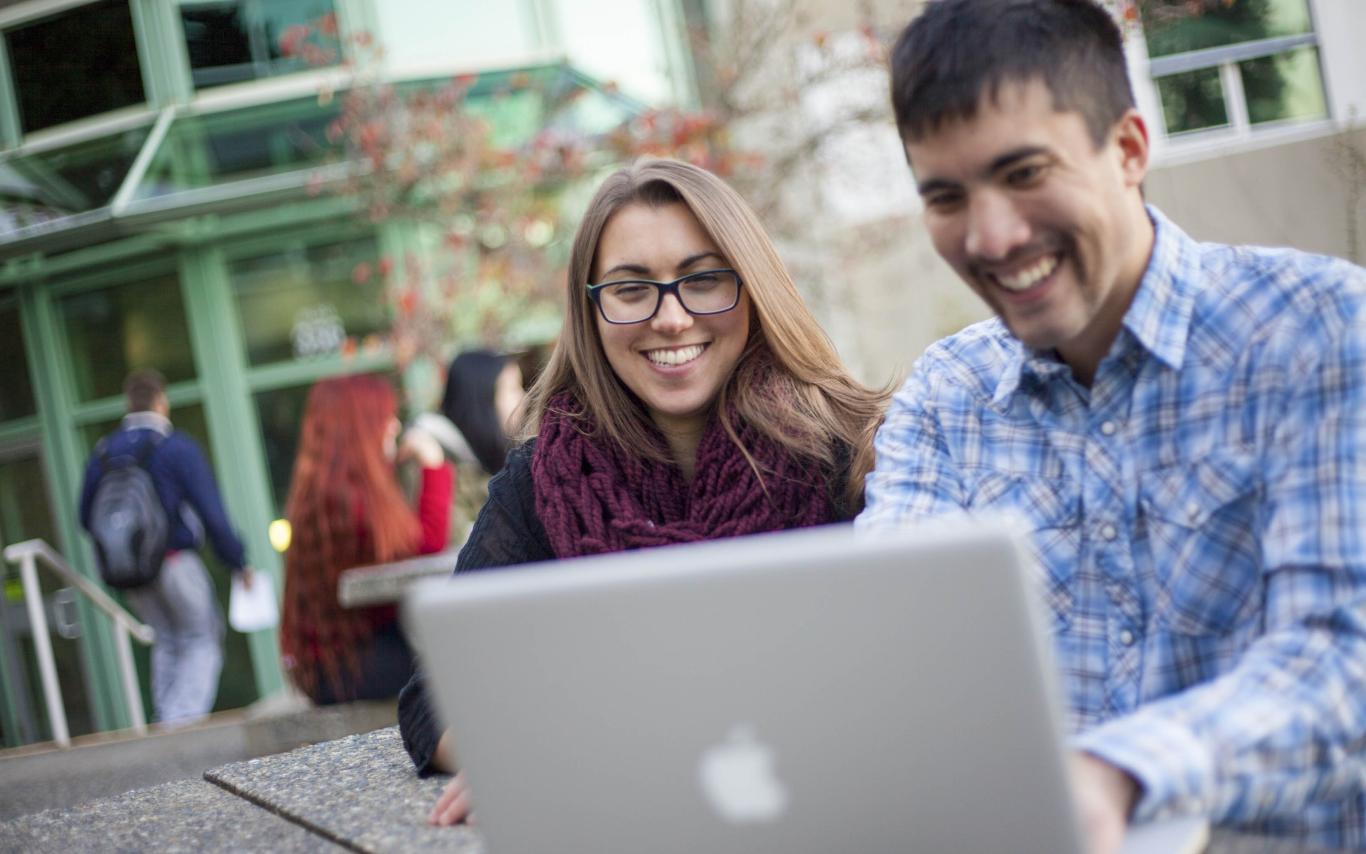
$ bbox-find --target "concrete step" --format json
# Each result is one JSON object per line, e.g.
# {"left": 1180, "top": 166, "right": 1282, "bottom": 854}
{"left": 0, "top": 779, "right": 345, "bottom": 853}
{"left": 0, "top": 697, "right": 396, "bottom": 821}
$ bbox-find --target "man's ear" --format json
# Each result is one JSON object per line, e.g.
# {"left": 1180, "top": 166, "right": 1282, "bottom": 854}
{"left": 1112, "top": 108, "right": 1150, "bottom": 189}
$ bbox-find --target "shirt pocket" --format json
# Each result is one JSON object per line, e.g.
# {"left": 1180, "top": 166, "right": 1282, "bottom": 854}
{"left": 1138, "top": 446, "right": 1263, "bottom": 636}
{"left": 967, "top": 471, "right": 1080, "bottom": 631}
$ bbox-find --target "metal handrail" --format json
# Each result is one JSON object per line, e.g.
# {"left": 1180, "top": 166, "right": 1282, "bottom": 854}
{"left": 2, "top": 538, "right": 155, "bottom": 747}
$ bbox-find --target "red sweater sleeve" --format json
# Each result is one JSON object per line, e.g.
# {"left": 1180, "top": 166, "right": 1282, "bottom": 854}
{"left": 416, "top": 462, "right": 455, "bottom": 554}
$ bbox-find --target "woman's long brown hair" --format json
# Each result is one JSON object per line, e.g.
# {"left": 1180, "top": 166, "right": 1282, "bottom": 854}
{"left": 519, "top": 158, "right": 890, "bottom": 510}
{"left": 280, "top": 375, "right": 419, "bottom": 697}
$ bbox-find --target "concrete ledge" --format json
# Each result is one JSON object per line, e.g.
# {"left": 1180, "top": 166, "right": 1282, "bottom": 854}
{"left": 0, "top": 780, "right": 342, "bottom": 853}
{"left": 206, "top": 726, "right": 482, "bottom": 853}
{"left": 0, "top": 700, "right": 397, "bottom": 821}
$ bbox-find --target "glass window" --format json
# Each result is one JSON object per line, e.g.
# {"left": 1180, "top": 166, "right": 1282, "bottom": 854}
{"left": 180, "top": 0, "right": 339, "bottom": 90}
{"left": 1142, "top": 0, "right": 1325, "bottom": 138}
{"left": 1156, "top": 67, "right": 1229, "bottom": 135}
{"left": 253, "top": 383, "right": 312, "bottom": 515}
{"left": 57, "top": 273, "right": 197, "bottom": 402}
{"left": 375, "top": 1, "right": 533, "bottom": 74}
{"left": 1242, "top": 46, "right": 1327, "bottom": 126}
{"left": 5, "top": 0, "right": 146, "bottom": 134}
{"left": 0, "top": 449, "right": 95, "bottom": 742}
{"left": 0, "top": 298, "right": 36, "bottom": 422}
{"left": 1142, "top": 0, "right": 1313, "bottom": 58}
{"left": 0, "top": 125, "right": 152, "bottom": 236}
{"left": 228, "top": 236, "right": 387, "bottom": 366}
{"left": 135, "top": 98, "right": 338, "bottom": 201}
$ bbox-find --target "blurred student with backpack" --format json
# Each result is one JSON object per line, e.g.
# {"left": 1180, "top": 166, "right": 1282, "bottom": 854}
{"left": 79, "top": 369, "right": 255, "bottom": 725}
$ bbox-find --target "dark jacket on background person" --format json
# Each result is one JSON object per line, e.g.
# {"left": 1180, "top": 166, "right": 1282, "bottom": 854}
{"left": 79, "top": 411, "right": 246, "bottom": 572}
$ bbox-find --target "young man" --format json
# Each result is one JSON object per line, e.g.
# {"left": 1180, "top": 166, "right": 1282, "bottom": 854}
{"left": 80, "top": 369, "right": 254, "bottom": 724}
{"left": 857, "top": 0, "right": 1366, "bottom": 849}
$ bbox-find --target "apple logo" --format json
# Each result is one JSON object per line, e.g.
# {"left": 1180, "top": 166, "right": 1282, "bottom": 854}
{"left": 698, "top": 724, "right": 789, "bottom": 824}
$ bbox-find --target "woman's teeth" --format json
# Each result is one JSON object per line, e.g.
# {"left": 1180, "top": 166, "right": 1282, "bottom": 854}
{"left": 995, "top": 255, "right": 1060, "bottom": 292}
{"left": 645, "top": 344, "right": 705, "bottom": 366}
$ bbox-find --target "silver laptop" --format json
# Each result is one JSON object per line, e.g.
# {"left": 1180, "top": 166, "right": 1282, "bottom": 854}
{"left": 405, "top": 518, "right": 1207, "bottom": 854}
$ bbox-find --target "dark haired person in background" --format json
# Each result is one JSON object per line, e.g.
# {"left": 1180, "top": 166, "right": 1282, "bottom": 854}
{"left": 858, "top": 1, "right": 1366, "bottom": 850}
{"left": 427, "top": 350, "right": 526, "bottom": 537}
{"left": 79, "top": 369, "right": 254, "bottom": 725}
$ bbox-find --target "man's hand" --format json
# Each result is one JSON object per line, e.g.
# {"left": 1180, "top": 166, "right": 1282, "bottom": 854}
{"left": 1070, "top": 753, "right": 1140, "bottom": 854}
{"left": 428, "top": 771, "right": 474, "bottom": 826}
{"left": 238, "top": 567, "right": 255, "bottom": 591}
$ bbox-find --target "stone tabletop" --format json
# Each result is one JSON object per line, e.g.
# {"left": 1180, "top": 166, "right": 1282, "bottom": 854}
{"left": 206, "top": 726, "right": 483, "bottom": 853}
{"left": 0, "top": 779, "right": 343, "bottom": 853}
{"left": 203, "top": 726, "right": 1345, "bottom": 854}
{"left": 337, "top": 548, "right": 462, "bottom": 608}
{"left": 2, "top": 723, "right": 1353, "bottom": 852}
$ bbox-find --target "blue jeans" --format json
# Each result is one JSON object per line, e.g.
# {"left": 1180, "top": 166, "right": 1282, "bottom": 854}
{"left": 124, "top": 551, "right": 224, "bottom": 724}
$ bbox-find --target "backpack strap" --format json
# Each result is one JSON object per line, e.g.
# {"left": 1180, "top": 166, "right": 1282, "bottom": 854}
{"left": 133, "top": 431, "right": 165, "bottom": 469}
{"left": 98, "top": 430, "right": 165, "bottom": 474}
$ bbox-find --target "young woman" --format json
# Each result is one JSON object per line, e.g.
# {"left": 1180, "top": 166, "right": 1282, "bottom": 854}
{"left": 280, "top": 374, "right": 453, "bottom": 705}
{"left": 399, "top": 158, "right": 887, "bottom": 824}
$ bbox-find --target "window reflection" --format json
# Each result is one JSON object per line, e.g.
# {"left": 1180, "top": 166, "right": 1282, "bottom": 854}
{"left": 1142, "top": 0, "right": 1313, "bottom": 58}
{"left": 181, "top": 0, "right": 339, "bottom": 90}
{"left": 0, "top": 450, "right": 94, "bottom": 743}
{"left": 1156, "top": 67, "right": 1229, "bottom": 136}
{"left": 135, "top": 98, "right": 338, "bottom": 200}
{"left": 0, "top": 126, "right": 151, "bottom": 235}
{"left": 5, "top": 0, "right": 146, "bottom": 133}
{"left": 57, "top": 273, "right": 197, "bottom": 403}
{"left": 253, "top": 384, "right": 311, "bottom": 515}
{"left": 1242, "top": 46, "right": 1327, "bottom": 126}
{"left": 229, "top": 236, "right": 387, "bottom": 366}
{"left": 0, "top": 299, "right": 36, "bottom": 422}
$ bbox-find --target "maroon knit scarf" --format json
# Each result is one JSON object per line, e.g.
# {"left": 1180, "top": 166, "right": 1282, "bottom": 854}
{"left": 532, "top": 392, "right": 837, "bottom": 558}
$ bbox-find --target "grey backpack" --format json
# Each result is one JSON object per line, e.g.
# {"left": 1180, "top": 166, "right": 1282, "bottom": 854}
{"left": 89, "top": 434, "right": 169, "bottom": 589}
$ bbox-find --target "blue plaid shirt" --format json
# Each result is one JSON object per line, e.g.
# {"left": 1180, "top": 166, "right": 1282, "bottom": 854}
{"left": 858, "top": 207, "right": 1366, "bottom": 847}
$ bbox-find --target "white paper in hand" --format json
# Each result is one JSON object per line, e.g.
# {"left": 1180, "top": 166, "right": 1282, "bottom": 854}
{"left": 229, "top": 573, "right": 278, "bottom": 632}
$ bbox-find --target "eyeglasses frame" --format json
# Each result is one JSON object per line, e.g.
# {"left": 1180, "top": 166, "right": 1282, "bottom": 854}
{"left": 586, "top": 268, "right": 744, "bottom": 325}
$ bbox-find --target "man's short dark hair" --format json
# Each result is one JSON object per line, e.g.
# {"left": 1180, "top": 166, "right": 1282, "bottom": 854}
{"left": 891, "top": 0, "right": 1135, "bottom": 147}
{"left": 124, "top": 369, "right": 166, "bottom": 413}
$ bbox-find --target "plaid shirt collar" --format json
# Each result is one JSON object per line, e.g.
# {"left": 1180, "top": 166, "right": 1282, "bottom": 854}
{"left": 990, "top": 205, "right": 1202, "bottom": 407}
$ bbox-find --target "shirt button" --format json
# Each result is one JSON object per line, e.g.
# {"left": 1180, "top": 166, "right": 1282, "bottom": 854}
{"left": 1119, "top": 629, "right": 1135, "bottom": 646}
{"left": 1100, "top": 420, "right": 1117, "bottom": 436}
{"left": 1186, "top": 501, "right": 1201, "bottom": 521}
{"left": 1100, "top": 523, "right": 1118, "bottom": 541}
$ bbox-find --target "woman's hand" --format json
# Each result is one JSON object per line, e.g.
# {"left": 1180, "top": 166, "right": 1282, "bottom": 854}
{"left": 428, "top": 771, "right": 474, "bottom": 826}
{"left": 399, "top": 425, "right": 445, "bottom": 469}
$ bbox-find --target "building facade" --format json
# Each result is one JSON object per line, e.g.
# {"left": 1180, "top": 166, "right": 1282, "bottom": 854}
{"left": 0, "top": 0, "right": 691, "bottom": 746}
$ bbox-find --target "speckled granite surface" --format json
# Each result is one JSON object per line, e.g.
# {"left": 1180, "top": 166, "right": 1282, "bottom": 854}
{"left": 0, "top": 779, "right": 340, "bottom": 853}
{"left": 206, "top": 725, "right": 482, "bottom": 853}
{"left": 4, "top": 722, "right": 1348, "bottom": 853}
{"left": 0, "top": 700, "right": 397, "bottom": 822}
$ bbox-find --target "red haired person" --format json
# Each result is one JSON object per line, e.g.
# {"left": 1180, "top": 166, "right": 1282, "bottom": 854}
{"left": 280, "top": 374, "right": 453, "bottom": 704}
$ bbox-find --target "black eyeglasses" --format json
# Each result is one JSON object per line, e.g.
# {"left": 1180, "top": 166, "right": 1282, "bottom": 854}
{"left": 587, "top": 269, "right": 743, "bottom": 324}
